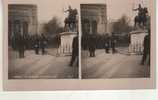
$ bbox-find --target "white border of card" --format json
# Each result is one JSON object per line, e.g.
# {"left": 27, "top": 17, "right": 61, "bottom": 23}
{"left": 3, "top": 0, "right": 156, "bottom": 91}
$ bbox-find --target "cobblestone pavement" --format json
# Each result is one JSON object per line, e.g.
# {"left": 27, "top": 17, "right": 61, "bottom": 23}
{"left": 9, "top": 48, "right": 78, "bottom": 79}
{"left": 81, "top": 48, "right": 150, "bottom": 79}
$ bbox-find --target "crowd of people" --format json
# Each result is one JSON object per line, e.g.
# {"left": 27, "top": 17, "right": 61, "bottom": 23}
{"left": 10, "top": 30, "right": 150, "bottom": 67}
{"left": 81, "top": 30, "right": 150, "bottom": 66}
{"left": 82, "top": 34, "right": 117, "bottom": 57}
{"left": 10, "top": 33, "right": 48, "bottom": 58}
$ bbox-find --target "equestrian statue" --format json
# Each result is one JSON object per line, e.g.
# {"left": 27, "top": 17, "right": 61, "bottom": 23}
{"left": 64, "top": 6, "right": 78, "bottom": 32}
{"left": 133, "top": 4, "right": 150, "bottom": 29}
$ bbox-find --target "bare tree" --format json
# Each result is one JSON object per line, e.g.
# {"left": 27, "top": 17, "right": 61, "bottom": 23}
{"left": 111, "top": 15, "right": 133, "bottom": 34}
{"left": 42, "top": 17, "right": 64, "bottom": 36}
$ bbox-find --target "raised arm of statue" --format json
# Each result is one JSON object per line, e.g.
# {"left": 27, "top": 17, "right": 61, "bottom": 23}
{"left": 64, "top": 6, "right": 73, "bottom": 13}
{"left": 133, "top": 8, "right": 138, "bottom": 11}
{"left": 64, "top": 9, "right": 69, "bottom": 13}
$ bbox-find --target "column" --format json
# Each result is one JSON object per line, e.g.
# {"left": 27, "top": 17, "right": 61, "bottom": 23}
{"left": 89, "top": 20, "right": 93, "bottom": 34}
{"left": 20, "top": 21, "right": 23, "bottom": 35}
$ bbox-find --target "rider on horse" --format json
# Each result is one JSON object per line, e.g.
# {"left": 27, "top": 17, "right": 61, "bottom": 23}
{"left": 65, "top": 6, "right": 74, "bottom": 19}
{"left": 133, "top": 4, "right": 144, "bottom": 17}
{"left": 64, "top": 5, "right": 78, "bottom": 32}
{"left": 133, "top": 4, "right": 148, "bottom": 28}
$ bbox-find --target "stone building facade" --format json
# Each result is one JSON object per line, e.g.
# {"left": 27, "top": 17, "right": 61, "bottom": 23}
{"left": 8, "top": 4, "right": 38, "bottom": 37}
{"left": 81, "top": 4, "right": 107, "bottom": 35}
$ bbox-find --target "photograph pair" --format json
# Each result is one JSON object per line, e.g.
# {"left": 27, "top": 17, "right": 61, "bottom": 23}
{"left": 7, "top": 0, "right": 152, "bottom": 80}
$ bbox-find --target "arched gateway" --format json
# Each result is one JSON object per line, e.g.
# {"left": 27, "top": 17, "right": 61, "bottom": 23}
{"left": 81, "top": 4, "right": 107, "bottom": 35}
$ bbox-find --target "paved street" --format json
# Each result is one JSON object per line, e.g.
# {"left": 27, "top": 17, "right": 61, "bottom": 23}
{"left": 9, "top": 48, "right": 78, "bottom": 79}
{"left": 9, "top": 47, "right": 150, "bottom": 79}
{"left": 81, "top": 48, "right": 150, "bottom": 79}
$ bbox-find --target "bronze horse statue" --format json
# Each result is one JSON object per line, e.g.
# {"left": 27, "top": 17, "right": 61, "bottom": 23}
{"left": 64, "top": 8, "right": 78, "bottom": 31}
{"left": 134, "top": 7, "right": 148, "bottom": 28}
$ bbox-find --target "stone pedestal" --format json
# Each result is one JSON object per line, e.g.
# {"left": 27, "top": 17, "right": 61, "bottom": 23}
{"left": 57, "top": 32, "right": 77, "bottom": 56}
{"left": 128, "top": 29, "right": 148, "bottom": 55}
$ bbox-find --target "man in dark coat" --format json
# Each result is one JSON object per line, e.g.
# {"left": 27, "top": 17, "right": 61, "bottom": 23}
{"left": 141, "top": 30, "right": 150, "bottom": 65}
{"left": 88, "top": 35, "right": 96, "bottom": 57}
{"left": 104, "top": 34, "right": 110, "bottom": 53}
{"left": 17, "top": 34, "right": 26, "bottom": 58}
{"left": 40, "top": 34, "right": 47, "bottom": 55}
{"left": 110, "top": 34, "right": 116, "bottom": 54}
{"left": 70, "top": 35, "right": 78, "bottom": 67}
{"left": 34, "top": 35, "right": 40, "bottom": 55}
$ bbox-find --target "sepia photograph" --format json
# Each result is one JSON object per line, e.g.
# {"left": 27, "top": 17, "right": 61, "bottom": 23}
{"left": 3, "top": 0, "right": 155, "bottom": 90}
{"left": 81, "top": 0, "right": 151, "bottom": 79}
{"left": 8, "top": 0, "right": 79, "bottom": 79}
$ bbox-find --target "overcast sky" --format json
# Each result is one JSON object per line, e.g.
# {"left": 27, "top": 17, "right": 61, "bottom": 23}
{"left": 8, "top": 0, "right": 151, "bottom": 25}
